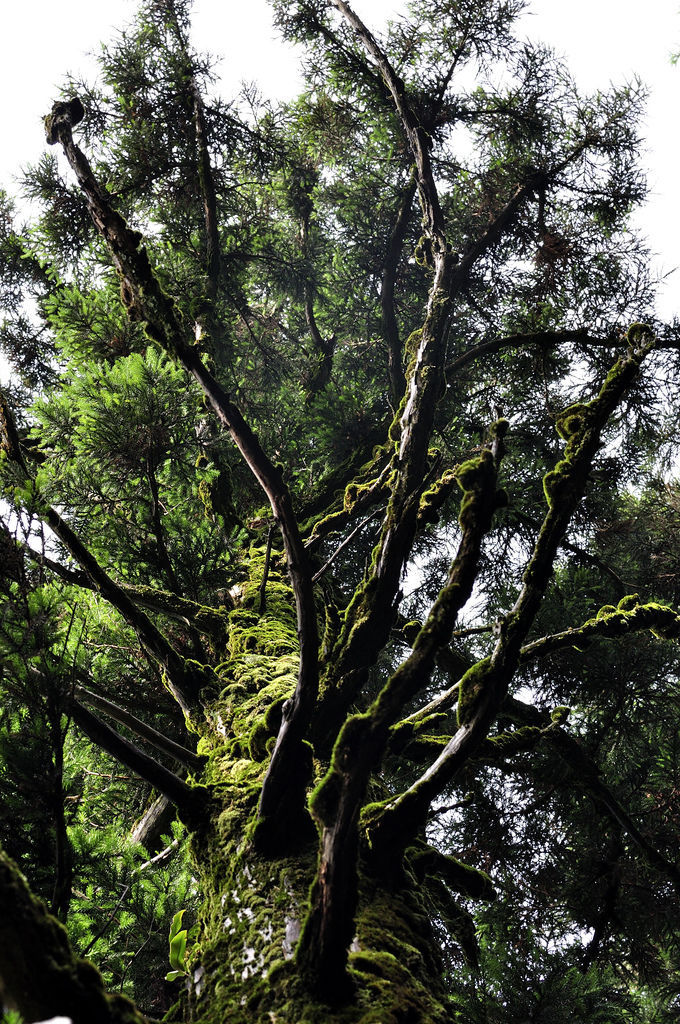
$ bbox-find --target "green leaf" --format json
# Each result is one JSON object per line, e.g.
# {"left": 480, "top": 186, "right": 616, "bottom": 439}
{"left": 169, "top": 929, "right": 187, "bottom": 971}
{"left": 168, "top": 908, "right": 186, "bottom": 943}
{"left": 165, "top": 969, "right": 186, "bottom": 982}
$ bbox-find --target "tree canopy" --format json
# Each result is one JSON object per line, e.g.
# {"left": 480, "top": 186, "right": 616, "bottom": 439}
{"left": 1, "top": 1, "right": 680, "bottom": 1022}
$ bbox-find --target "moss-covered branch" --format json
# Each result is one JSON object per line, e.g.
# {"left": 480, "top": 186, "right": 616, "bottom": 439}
{"left": 45, "top": 98, "right": 319, "bottom": 849}
{"left": 520, "top": 594, "right": 680, "bottom": 660}
{"left": 0, "top": 847, "right": 148, "bottom": 1024}
{"left": 407, "top": 594, "right": 680, "bottom": 726}
{"left": 444, "top": 328, "right": 611, "bottom": 380}
{"left": 296, "top": 428, "right": 506, "bottom": 997}
{"left": 409, "top": 843, "right": 496, "bottom": 901}
{"left": 364, "top": 327, "right": 655, "bottom": 862}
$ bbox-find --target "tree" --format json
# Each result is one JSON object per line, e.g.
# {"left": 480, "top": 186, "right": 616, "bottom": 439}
{"left": 2, "top": 0, "right": 680, "bottom": 1020}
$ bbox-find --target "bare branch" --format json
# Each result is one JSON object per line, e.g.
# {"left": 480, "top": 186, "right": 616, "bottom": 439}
{"left": 74, "top": 684, "right": 206, "bottom": 771}
{"left": 70, "top": 700, "right": 209, "bottom": 824}
{"left": 330, "top": 0, "right": 446, "bottom": 247}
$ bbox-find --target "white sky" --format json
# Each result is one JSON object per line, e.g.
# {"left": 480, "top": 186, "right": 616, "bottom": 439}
{"left": 0, "top": 0, "right": 678, "bottom": 324}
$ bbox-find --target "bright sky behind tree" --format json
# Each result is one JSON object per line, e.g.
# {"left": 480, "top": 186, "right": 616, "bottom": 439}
{"left": 1, "top": 0, "right": 678, "bottom": 322}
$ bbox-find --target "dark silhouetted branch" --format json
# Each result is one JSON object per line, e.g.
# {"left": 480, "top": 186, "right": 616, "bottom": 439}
{"left": 74, "top": 684, "right": 206, "bottom": 771}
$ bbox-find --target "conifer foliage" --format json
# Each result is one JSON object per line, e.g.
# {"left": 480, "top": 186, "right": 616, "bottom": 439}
{"left": 1, "top": 1, "right": 680, "bottom": 1021}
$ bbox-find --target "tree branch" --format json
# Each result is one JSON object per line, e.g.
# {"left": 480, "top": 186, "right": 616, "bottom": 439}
{"left": 0, "top": 847, "right": 148, "bottom": 1023}
{"left": 512, "top": 508, "right": 631, "bottom": 595}
{"left": 330, "top": 0, "right": 446, "bottom": 247}
{"left": 381, "top": 173, "right": 417, "bottom": 406}
{"left": 69, "top": 700, "right": 208, "bottom": 824}
{"left": 1, "top": 386, "right": 203, "bottom": 715}
{"left": 44, "top": 99, "right": 319, "bottom": 848}
{"left": 297, "top": 425, "right": 506, "bottom": 998}
{"left": 73, "top": 683, "right": 206, "bottom": 771}
{"left": 364, "top": 328, "right": 655, "bottom": 862}
{"left": 23, "top": 540, "right": 231, "bottom": 635}
{"left": 504, "top": 697, "right": 680, "bottom": 894}
{"left": 519, "top": 598, "right": 680, "bottom": 663}
{"left": 445, "top": 328, "right": 597, "bottom": 379}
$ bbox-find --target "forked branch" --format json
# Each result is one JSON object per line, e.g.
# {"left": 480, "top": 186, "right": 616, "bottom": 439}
{"left": 365, "top": 328, "right": 655, "bottom": 862}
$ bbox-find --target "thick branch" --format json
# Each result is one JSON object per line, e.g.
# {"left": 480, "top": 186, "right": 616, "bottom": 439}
{"left": 314, "top": 162, "right": 551, "bottom": 749}
{"left": 1, "top": 387, "right": 201, "bottom": 714}
{"left": 445, "top": 328, "right": 595, "bottom": 379}
{"left": 519, "top": 599, "right": 680, "bottom": 662}
{"left": 43, "top": 503, "right": 201, "bottom": 715}
{"left": 0, "top": 849, "right": 148, "bottom": 1024}
{"left": 45, "top": 101, "right": 319, "bottom": 846}
{"left": 365, "top": 330, "right": 654, "bottom": 860}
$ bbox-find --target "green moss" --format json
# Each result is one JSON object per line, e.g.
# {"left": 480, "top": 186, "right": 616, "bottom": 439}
{"left": 416, "top": 469, "right": 457, "bottom": 530}
{"left": 409, "top": 845, "right": 496, "bottom": 901}
{"left": 457, "top": 657, "right": 492, "bottom": 727}
{"left": 401, "top": 620, "right": 422, "bottom": 645}
{"left": 414, "top": 235, "right": 433, "bottom": 268}
{"left": 554, "top": 402, "right": 590, "bottom": 442}
{"left": 482, "top": 725, "right": 542, "bottom": 758}
{"left": 551, "top": 705, "right": 571, "bottom": 723}
{"left": 388, "top": 714, "right": 449, "bottom": 759}
{"left": 453, "top": 449, "right": 500, "bottom": 532}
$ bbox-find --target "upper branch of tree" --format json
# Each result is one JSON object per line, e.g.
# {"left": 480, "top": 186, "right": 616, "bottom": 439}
{"left": 296, "top": 422, "right": 507, "bottom": 998}
{"left": 330, "top": 0, "right": 446, "bottom": 247}
{"left": 44, "top": 98, "right": 319, "bottom": 847}
{"left": 314, "top": 165, "right": 550, "bottom": 746}
{"left": 511, "top": 508, "right": 631, "bottom": 595}
{"left": 445, "top": 328, "right": 611, "bottom": 380}
{"left": 164, "top": 0, "right": 220, "bottom": 305}
{"left": 381, "top": 172, "right": 417, "bottom": 406}
{"left": 300, "top": 202, "right": 336, "bottom": 398}
{"left": 365, "top": 327, "right": 655, "bottom": 861}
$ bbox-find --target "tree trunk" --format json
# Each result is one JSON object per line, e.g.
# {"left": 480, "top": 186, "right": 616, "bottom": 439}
{"left": 179, "top": 549, "right": 453, "bottom": 1023}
